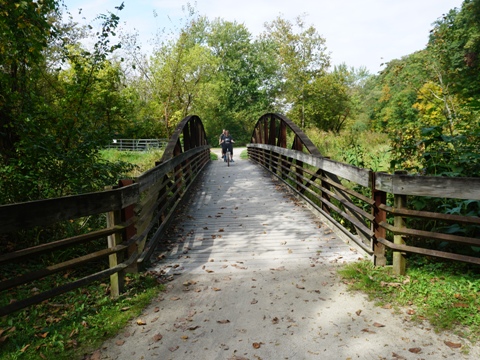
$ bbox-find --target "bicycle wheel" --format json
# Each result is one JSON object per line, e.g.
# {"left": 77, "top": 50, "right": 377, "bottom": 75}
{"left": 226, "top": 150, "right": 230, "bottom": 167}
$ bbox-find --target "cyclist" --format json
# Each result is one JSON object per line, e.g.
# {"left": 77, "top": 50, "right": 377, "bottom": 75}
{"left": 221, "top": 130, "right": 235, "bottom": 162}
{"left": 219, "top": 129, "right": 226, "bottom": 160}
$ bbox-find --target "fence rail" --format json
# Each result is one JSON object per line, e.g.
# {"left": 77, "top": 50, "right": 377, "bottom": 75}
{"left": 0, "top": 117, "right": 209, "bottom": 316}
{"left": 107, "top": 138, "right": 168, "bottom": 151}
{"left": 247, "top": 143, "right": 480, "bottom": 273}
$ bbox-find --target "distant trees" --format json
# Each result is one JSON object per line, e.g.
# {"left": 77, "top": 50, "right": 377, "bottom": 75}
{"left": 1, "top": 0, "right": 478, "bottom": 205}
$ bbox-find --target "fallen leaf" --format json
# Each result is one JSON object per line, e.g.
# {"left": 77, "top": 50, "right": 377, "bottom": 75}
{"left": 153, "top": 334, "right": 163, "bottom": 342}
{"left": 296, "top": 284, "right": 305, "bottom": 290}
{"left": 188, "top": 325, "right": 200, "bottom": 330}
{"left": 391, "top": 352, "right": 406, "bottom": 359}
{"left": 217, "top": 320, "right": 230, "bottom": 324}
{"left": 170, "top": 297, "right": 180, "bottom": 301}
{"left": 408, "top": 347, "right": 421, "bottom": 353}
{"left": 212, "top": 287, "right": 221, "bottom": 291}
{"left": 205, "top": 269, "right": 214, "bottom": 273}
{"left": 444, "top": 340, "right": 462, "bottom": 349}
{"left": 355, "top": 310, "right": 362, "bottom": 316}
{"left": 20, "top": 344, "right": 30, "bottom": 352}
{"left": 361, "top": 328, "right": 376, "bottom": 334}
{"left": 181, "top": 335, "right": 189, "bottom": 340}
{"left": 115, "top": 340, "right": 125, "bottom": 346}
{"left": 453, "top": 303, "right": 469, "bottom": 308}
{"left": 272, "top": 317, "right": 279, "bottom": 324}
{"left": 169, "top": 346, "right": 179, "bottom": 352}
{"left": 252, "top": 342, "right": 261, "bottom": 349}
{"left": 373, "top": 322, "right": 385, "bottom": 328}
{"left": 136, "top": 319, "right": 146, "bottom": 326}
{"left": 406, "top": 309, "right": 415, "bottom": 315}
{"left": 251, "top": 299, "right": 258, "bottom": 304}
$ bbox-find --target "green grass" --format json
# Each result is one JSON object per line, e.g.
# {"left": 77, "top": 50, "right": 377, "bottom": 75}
{"left": 100, "top": 149, "right": 164, "bottom": 177}
{"left": 338, "top": 260, "right": 480, "bottom": 344}
{"left": 0, "top": 273, "right": 163, "bottom": 360}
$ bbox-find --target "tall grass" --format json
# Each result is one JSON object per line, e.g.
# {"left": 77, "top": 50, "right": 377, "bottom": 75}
{"left": 305, "top": 128, "right": 391, "bottom": 172}
{"left": 100, "top": 149, "right": 164, "bottom": 177}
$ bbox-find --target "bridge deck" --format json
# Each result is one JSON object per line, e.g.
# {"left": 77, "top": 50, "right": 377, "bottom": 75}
{"left": 96, "top": 151, "right": 476, "bottom": 360}
{"left": 155, "top": 148, "right": 361, "bottom": 273}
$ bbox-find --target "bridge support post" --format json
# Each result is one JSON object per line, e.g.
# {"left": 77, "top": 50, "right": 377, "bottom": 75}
{"left": 393, "top": 171, "right": 408, "bottom": 275}
{"left": 372, "top": 172, "right": 386, "bottom": 266}
{"left": 107, "top": 207, "right": 124, "bottom": 298}
{"left": 119, "top": 179, "right": 138, "bottom": 274}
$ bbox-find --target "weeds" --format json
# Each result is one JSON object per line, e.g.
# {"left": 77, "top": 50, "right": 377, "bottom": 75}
{"left": 0, "top": 273, "right": 163, "bottom": 360}
{"left": 338, "top": 260, "right": 480, "bottom": 343}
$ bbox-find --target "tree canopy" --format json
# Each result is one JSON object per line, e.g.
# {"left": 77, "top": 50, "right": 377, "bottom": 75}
{"left": 0, "top": 0, "right": 478, "bottom": 204}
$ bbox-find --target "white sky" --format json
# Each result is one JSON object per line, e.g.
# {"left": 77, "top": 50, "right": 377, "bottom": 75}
{"left": 65, "top": 0, "right": 464, "bottom": 74}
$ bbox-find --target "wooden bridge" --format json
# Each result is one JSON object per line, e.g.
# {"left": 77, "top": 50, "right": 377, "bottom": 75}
{"left": 1, "top": 113, "right": 480, "bottom": 319}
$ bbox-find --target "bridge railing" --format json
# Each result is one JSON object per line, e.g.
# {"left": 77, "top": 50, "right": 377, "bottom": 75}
{"left": 248, "top": 113, "right": 480, "bottom": 274}
{"left": 0, "top": 115, "right": 209, "bottom": 316}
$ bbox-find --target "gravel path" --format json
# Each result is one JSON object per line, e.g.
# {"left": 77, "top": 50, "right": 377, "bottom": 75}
{"left": 90, "top": 149, "right": 479, "bottom": 360}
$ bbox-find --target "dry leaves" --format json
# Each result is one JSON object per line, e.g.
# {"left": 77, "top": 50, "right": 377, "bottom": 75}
{"left": 408, "top": 347, "right": 421, "bottom": 353}
{"left": 136, "top": 319, "right": 146, "bottom": 326}
{"left": 217, "top": 319, "right": 230, "bottom": 324}
{"left": 153, "top": 334, "right": 163, "bottom": 342}
{"left": 444, "top": 340, "right": 462, "bottom": 349}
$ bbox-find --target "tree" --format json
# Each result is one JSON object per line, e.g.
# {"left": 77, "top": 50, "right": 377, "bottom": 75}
{"left": 0, "top": 2, "right": 134, "bottom": 203}
{"left": 263, "top": 15, "right": 330, "bottom": 128}
{"left": 0, "top": 0, "right": 59, "bottom": 162}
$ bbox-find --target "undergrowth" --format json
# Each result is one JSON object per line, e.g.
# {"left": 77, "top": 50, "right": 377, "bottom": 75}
{"left": 0, "top": 273, "right": 163, "bottom": 360}
{"left": 338, "top": 260, "right": 480, "bottom": 344}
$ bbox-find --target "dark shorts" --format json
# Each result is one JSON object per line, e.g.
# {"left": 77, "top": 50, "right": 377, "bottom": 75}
{"left": 225, "top": 144, "right": 233, "bottom": 154}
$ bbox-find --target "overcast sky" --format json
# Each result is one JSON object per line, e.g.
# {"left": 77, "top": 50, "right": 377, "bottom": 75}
{"left": 65, "top": 0, "right": 464, "bottom": 74}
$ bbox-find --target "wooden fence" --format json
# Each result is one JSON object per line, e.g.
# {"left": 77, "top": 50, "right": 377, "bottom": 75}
{"left": 0, "top": 145, "right": 210, "bottom": 316}
{"left": 247, "top": 143, "right": 480, "bottom": 274}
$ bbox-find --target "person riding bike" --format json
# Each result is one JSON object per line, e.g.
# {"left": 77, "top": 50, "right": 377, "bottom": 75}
{"left": 221, "top": 130, "right": 235, "bottom": 162}
{"left": 219, "top": 129, "right": 226, "bottom": 160}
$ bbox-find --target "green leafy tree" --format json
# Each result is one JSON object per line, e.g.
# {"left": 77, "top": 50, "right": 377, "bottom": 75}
{"left": 263, "top": 15, "right": 330, "bottom": 128}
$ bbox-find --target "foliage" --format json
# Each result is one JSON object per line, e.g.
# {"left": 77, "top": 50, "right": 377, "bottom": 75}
{"left": 0, "top": 2, "right": 137, "bottom": 204}
{"left": 262, "top": 15, "right": 330, "bottom": 129}
{"left": 0, "top": 273, "right": 163, "bottom": 360}
{"left": 339, "top": 260, "right": 480, "bottom": 343}
{"left": 305, "top": 127, "right": 391, "bottom": 171}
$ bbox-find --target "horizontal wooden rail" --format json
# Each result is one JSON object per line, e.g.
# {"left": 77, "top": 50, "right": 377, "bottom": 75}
{"left": 247, "top": 140, "right": 480, "bottom": 273}
{"left": 0, "top": 116, "right": 210, "bottom": 316}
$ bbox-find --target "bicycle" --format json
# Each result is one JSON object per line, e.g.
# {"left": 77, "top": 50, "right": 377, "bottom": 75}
{"left": 225, "top": 148, "right": 231, "bottom": 167}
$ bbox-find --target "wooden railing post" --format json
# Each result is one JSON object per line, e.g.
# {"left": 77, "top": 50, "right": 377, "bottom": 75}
{"left": 119, "top": 179, "right": 138, "bottom": 273}
{"left": 393, "top": 171, "right": 408, "bottom": 275}
{"left": 372, "top": 172, "right": 386, "bottom": 266}
{"left": 107, "top": 208, "right": 124, "bottom": 298}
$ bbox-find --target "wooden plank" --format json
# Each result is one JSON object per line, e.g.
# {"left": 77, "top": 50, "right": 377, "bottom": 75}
{"left": 375, "top": 172, "right": 480, "bottom": 200}
{"left": 377, "top": 238, "right": 480, "bottom": 265}
{"left": 136, "top": 146, "right": 209, "bottom": 192}
{"left": 0, "top": 253, "right": 137, "bottom": 317}
{"left": 379, "top": 204, "right": 480, "bottom": 225}
{"left": 0, "top": 185, "right": 139, "bottom": 234}
{"left": 0, "top": 244, "right": 127, "bottom": 292}
{"left": 247, "top": 144, "right": 372, "bottom": 187}
{"left": 0, "top": 223, "right": 131, "bottom": 264}
{"left": 380, "top": 221, "right": 480, "bottom": 247}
